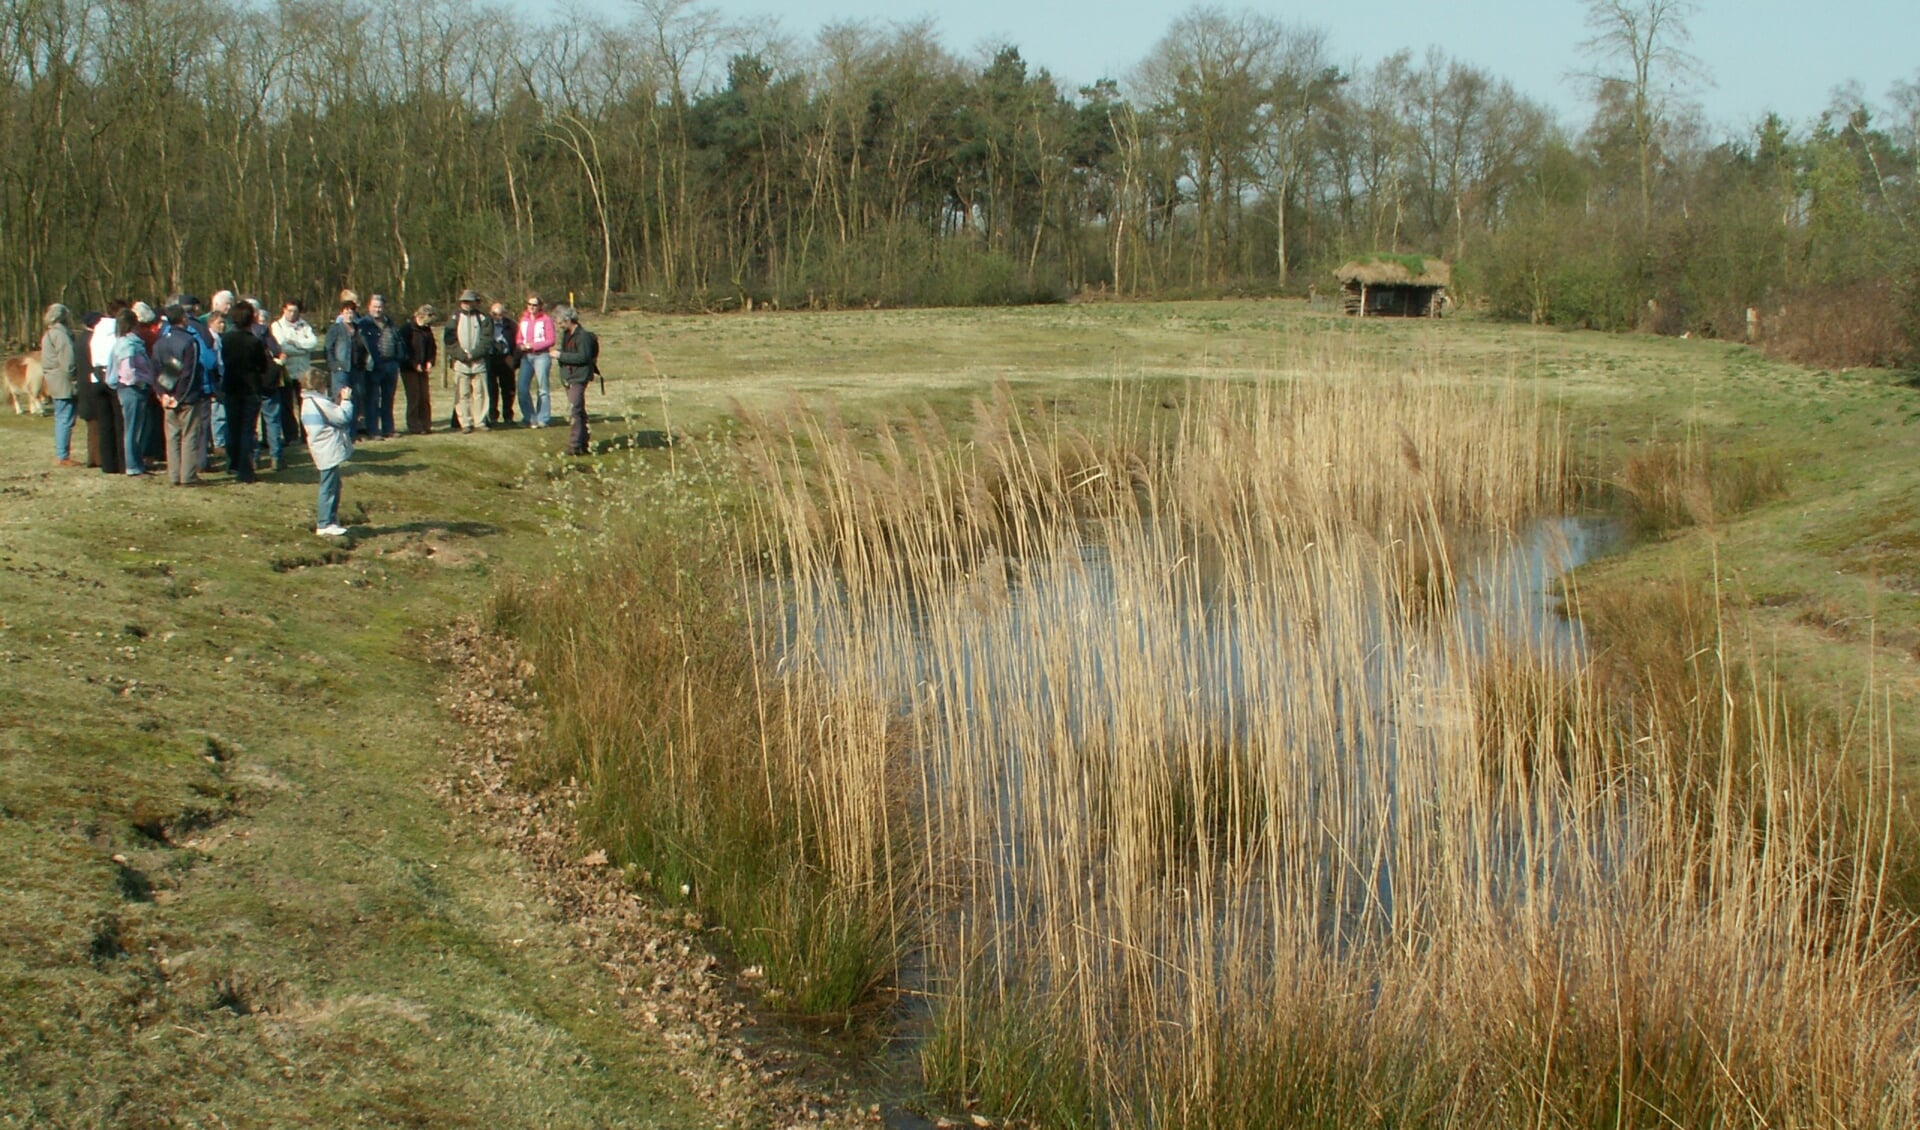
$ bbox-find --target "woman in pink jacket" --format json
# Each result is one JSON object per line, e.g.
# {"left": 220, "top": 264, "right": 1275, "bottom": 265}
{"left": 515, "top": 294, "right": 555, "bottom": 427}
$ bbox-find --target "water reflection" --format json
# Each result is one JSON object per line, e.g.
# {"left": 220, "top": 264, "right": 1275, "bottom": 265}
{"left": 779, "top": 516, "right": 1619, "bottom": 755}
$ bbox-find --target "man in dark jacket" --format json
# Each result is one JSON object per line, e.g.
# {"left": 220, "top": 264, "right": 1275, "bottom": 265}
{"left": 552, "top": 305, "right": 599, "bottom": 457}
{"left": 153, "top": 304, "right": 215, "bottom": 486}
{"left": 220, "top": 301, "right": 272, "bottom": 483}
{"left": 366, "top": 293, "right": 407, "bottom": 439}
{"left": 485, "top": 300, "right": 519, "bottom": 427}
{"left": 325, "top": 298, "right": 374, "bottom": 440}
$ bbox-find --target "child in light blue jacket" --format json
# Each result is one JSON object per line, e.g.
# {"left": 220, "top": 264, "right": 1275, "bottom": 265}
{"left": 300, "top": 370, "right": 354, "bottom": 536}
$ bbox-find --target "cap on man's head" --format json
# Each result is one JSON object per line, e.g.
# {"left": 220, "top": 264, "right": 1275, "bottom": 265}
{"left": 180, "top": 294, "right": 201, "bottom": 308}
{"left": 132, "top": 301, "right": 158, "bottom": 323}
{"left": 459, "top": 288, "right": 481, "bottom": 303}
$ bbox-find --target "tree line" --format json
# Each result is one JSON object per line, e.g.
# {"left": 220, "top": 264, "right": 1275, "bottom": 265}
{"left": 3, "top": 0, "right": 1916, "bottom": 361}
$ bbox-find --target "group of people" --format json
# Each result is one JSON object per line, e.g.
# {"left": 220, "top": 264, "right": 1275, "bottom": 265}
{"left": 435, "top": 288, "right": 599, "bottom": 448}
{"left": 35, "top": 288, "right": 601, "bottom": 536}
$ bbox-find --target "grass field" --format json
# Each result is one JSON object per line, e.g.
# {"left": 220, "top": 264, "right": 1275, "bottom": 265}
{"left": 3, "top": 299, "right": 1917, "bottom": 1125}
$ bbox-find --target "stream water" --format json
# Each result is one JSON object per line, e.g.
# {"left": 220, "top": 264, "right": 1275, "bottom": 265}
{"left": 780, "top": 514, "right": 1624, "bottom": 901}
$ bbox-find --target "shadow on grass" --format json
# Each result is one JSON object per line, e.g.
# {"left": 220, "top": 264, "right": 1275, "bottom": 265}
{"left": 595, "top": 428, "right": 674, "bottom": 453}
{"left": 349, "top": 519, "right": 502, "bottom": 540}
{"left": 262, "top": 462, "right": 430, "bottom": 484}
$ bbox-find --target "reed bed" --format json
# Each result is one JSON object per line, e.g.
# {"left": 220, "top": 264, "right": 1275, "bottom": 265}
{"left": 509, "top": 350, "right": 1918, "bottom": 1126}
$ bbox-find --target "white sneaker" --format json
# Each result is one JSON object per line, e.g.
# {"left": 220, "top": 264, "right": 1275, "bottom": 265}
{"left": 316, "top": 524, "right": 348, "bottom": 537}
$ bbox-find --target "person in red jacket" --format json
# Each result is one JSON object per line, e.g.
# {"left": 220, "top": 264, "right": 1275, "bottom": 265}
{"left": 515, "top": 294, "right": 555, "bottom": 427}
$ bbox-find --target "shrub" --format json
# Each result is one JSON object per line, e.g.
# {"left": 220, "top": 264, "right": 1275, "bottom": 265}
{"left": 1761, "top": 278, "right": 1913, "bottom": 369}
{"left": 1585, "top": 440, "right": 1789, "bottom": 536}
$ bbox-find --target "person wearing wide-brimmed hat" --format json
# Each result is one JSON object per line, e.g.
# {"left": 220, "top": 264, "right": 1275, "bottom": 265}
{"left": 442, "top": 288, "right": 490, "bottom": 433}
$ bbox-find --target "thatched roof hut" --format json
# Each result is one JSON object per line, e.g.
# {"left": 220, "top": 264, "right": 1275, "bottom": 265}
{"left": 1334, "top": 254, "right": 1451, "bottom": 317}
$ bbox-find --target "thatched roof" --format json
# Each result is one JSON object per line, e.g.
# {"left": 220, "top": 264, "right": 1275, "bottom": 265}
{"left": 1335, "top": 254, "right": 1451, "bottom": 288}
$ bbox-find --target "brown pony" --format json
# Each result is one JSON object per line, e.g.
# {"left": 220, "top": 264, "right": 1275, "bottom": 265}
{"left": 3, "top": 351, "right": 47, "bottom": 415}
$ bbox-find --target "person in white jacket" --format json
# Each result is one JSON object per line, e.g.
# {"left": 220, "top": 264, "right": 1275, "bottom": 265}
{"left": 271, "top": 299, "right": 321, "bottom": 383}
{"left": 272, "top": 298, "right": 320, "bottom": 455}
{"left": 88, "top": 300, "right": 127, "bottom": 472}
{"left": 299, "top": 369, "right": 354, "bottom": 536}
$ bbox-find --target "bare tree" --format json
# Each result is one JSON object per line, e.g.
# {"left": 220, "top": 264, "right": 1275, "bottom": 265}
{"left": 1135, "top": 7, "right": 1284, "bottom": 284}
{"left": 1579, "top": 0, "right": 1706, "bottom": 231}
{"left": 1252, "top": 24, "right": 1337, "bottom": 286}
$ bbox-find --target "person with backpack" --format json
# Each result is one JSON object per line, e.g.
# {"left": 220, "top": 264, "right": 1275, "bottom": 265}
{"left": 366, "top": 293, "right": 408, "bottom": 439}
{"left": 442, "top": 289, "right": 490, "bottom": 434}
{"left": 106, "top": 309, "right": 153, "bottom": 477}
{"left": 552, "top": 304, "right": 599, "bottom": 457}
{"left": 152, "top": 304, "right": 215, "bottom": 486}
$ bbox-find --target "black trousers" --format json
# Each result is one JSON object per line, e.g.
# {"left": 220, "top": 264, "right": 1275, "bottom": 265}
{"left": 486, "top": 357, "right": 516, "bottom": 423}
{"left": 92, "top": 383, "right": 125, "bottom": 474}
{"left": 226, "top": 395, "right": 261, "bottom": 482}
{"left": 403, "top": 367, "right": 433, "bottom": 433}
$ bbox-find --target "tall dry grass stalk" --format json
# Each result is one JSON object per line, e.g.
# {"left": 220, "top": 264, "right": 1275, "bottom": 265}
{"left": 506, "top": 341, "right": 1916, "bottom": 1123}
{"left": 494, "top": 461, "right": 904, "bottom": 1016}
{"left": 1605, "top": 438, "right": 1789, "bottom": 536}
{"left": 730, "top": 351, "right": 1916, "bottom": 1125}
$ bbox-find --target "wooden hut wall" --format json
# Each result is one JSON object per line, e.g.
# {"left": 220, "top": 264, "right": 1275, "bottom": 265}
{"left": 1342, "top": 283, "right": 1443, "bottom": 317}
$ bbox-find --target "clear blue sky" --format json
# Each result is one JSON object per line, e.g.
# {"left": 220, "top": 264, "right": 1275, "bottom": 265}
{"left": 687, "top": 1, "right": 1917, "bottom": 136}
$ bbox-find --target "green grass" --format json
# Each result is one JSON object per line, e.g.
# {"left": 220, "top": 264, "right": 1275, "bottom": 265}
{"left": 0, "top": 417, "right": 721, "bottom": 1125}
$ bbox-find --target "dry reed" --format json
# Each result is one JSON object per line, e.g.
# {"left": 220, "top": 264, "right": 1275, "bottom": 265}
{"left": 513, "top": 341, "right": 1919, "bottom": 1125}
